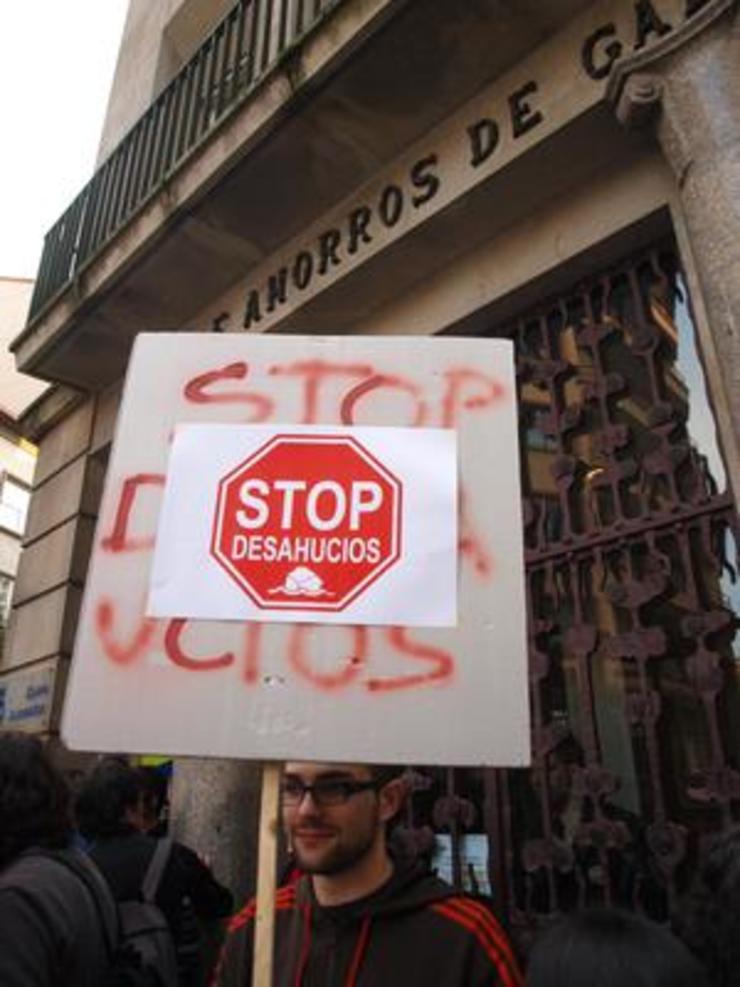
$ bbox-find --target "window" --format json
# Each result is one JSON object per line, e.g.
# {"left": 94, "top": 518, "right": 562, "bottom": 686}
{"left": 0, "top": 573, "right": 13, "bottom": 624}
{"left": 0, "top": 476, "right": 31, "bottom": 534}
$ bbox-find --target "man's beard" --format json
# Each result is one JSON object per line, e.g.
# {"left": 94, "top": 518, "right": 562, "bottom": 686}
{"left": 290, "top": 811, "right": 380, "bottom": 876}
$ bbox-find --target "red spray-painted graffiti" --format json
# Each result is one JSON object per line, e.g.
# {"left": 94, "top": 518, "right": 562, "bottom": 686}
{"left": 268, "top": 360, "right": 373, "bottom": 424}
{"left": 180, "top": 358, "right": 506, "bottom": 427}
{"left": 440, "top": 368, "right": 506, "bottom": 427}
{"left": 243, "top": 623, "right": 262, "bottom": 684}
{"left": 287, "top": 625, "right": 368, "bottom": 691}
{"left": 184, "top": 361, "right": 274, "bottom": 420}
{"left": 95, "top": 599, "right": 157, "bottom": 665}
{"left": 101, "top": 474, "right": 165, "bottom": 553}
{"left": 340, "top": 373, "right": 428, "bottom": 427}
{"left": 164, "top": 619, "right": 235, "bottom": 671}
{"left": 366, "top": 628, "right": 454, "bottom": 692}
{"left": 103, "top": 358, "right": 503, "bottom": 572}
{"left": 94, "top": 597, "right": 455, "bottom": 692}
{"left": 94, "top": 356, "right": 506, "bottom": 693}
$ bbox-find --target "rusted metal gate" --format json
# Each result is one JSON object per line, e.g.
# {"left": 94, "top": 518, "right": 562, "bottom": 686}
{"left": 403, "top": 239, "right": 740, "bottom": 936}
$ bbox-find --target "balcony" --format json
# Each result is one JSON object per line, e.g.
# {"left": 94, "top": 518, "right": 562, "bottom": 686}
{"left": 15, "top": 0, "right": 595, "bottom": 391}
{"left": 26, "top": 0, "right": 349, "bottom": 325}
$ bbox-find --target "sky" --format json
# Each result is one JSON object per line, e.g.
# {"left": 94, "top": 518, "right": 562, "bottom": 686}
{"left": 0, "top": 1, "right": 129, "bottom": 280}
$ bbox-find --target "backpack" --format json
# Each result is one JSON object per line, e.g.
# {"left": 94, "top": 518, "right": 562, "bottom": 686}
{"left": 109, "top": 836, "right": 180, "bottom": 987}
{"left": 37, "top": 840, "right": 180, "bottom": 987}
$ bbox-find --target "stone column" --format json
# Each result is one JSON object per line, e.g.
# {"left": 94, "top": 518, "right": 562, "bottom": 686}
{"left": 169, "top": 757, "right": 263, "bottom": 904}
{"left": 608, "top": 0, "right": 740, "bottom": 502}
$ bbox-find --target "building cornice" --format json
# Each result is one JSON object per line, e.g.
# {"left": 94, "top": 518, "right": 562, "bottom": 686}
{"left": 606, "top": 0, "right": 738, "bottom": 107}
{"left": 17, "top": 385, "right": 86, "bottom": 443}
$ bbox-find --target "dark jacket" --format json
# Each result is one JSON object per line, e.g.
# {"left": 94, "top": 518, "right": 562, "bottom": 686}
{"left": 89, "top": 831, "right": 234, "bottom": 986}
{"left": 215, "top": 862, "right": 523, "bottom": 986}
{"left": 0, "top": 847, "right": 115, "bottom": 987}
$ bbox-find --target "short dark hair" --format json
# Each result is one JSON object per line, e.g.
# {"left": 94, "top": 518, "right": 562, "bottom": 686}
{"left": 369, "top": 765, "right": 407, "bottom": 836}
{"left": 674, "top": 826, "right": 740, "bottom": 987}
{"left": 137, "top": 765, "right": 168, "bottom": 816}
{"left": 75, "top": 756, "right": 143, "bottom": 840}
{"left": 0, "top": 733, "right": 72, "bottom": 869}
{"left": 527, "top": 908, "right": 707, "bottom": 987}
{"left": 369, "top": 764, "right": 406, "bottom": 788}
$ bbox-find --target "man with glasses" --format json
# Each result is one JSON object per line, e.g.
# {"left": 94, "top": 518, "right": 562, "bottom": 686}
{"left": 215, "top": 761, "right": 523, "bottom": 985}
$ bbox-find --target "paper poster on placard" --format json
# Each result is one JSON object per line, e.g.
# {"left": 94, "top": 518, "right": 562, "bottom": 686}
{"left": 62, "top": 334, "right": 529, "bottom": 767}
{"left": 148, "top": 424, "right": 457, "bottom": 627}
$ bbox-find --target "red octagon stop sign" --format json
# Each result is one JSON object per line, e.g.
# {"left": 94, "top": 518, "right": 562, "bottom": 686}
{"left": 210, "top": 434, "right": 402, "bottom": 612}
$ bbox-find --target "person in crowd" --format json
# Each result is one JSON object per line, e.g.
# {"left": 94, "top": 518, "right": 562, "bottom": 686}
{"left": 215, "top": 761, "right": 523, "bottom": 986}
{"left": 526, "top": 907, "right": 707, "bottom": 987}
{"left": 137, "top": 763, "right": 171, "bottom": 837}
{"left": 76, "top": 756, "right": 234, "bottom": 987}
{"left": 0, "top": 732, "right": 116, "bottom": 986}
{"left": 673, "top": 825, "right": 740, "bottom": 987}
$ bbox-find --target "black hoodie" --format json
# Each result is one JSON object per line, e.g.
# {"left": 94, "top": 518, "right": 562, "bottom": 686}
{"left": 0, "top": 848, "right": 114, "bottom": 987}
{"left": 215, "top": 861, "right": 523, "bottom": 986}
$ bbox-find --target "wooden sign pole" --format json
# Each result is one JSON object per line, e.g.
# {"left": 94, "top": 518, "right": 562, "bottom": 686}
{"left": 252, "top": 762, "right": 282, "bottom": 987}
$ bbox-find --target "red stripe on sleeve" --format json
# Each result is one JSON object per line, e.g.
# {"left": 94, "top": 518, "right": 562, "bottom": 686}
{"left": 431, "top": 899, "right": 523, "bottom": 987}
{"left": 444, "top": 897, "right": 522, "bottom": 977}
{"left": 226, "top": 884, "right": 297, "bottom": 934}
{"left": 227, "top": 901, "right": 256, "bottom": 934}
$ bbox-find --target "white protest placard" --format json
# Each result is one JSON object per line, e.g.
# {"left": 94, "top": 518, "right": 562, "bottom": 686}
{"left": 62, "top": 334, "right": 530, "bottom": 766}
{"left": 148, "top": 424, "right": 457, "bottom": 627}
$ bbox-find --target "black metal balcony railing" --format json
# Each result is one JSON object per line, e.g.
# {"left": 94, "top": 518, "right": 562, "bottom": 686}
{"left": 28, "top": 0, "right": 340, "bottom": 324}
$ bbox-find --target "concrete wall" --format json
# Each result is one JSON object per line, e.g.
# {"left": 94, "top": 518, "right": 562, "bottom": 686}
{"left": 0, "top": 276, "right": 44, "bottom": 656}
{"left": 0, "top": 425, "right": 33, "bottom": 580}
{"left": 1, "top": 399, "right": 99, "bottom": 734}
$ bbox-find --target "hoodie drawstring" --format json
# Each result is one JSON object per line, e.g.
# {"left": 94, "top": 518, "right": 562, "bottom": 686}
{"left": 294, "top": 905, "right": 371, "bottom": 986}
{"left": 345, "top": 916, "right": 371, "bottom": 987}
{"left": 294, "top": 902, "right": 312, "bottom": 987}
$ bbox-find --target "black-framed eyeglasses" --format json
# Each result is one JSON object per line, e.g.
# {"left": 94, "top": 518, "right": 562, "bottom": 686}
{"left": 280, "top": 776, "right": 378, "bottom": 807}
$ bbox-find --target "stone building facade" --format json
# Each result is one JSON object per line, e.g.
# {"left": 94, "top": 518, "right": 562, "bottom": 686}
{"left": 0, "top": 276, "right": 46, "bottom": 730}
{"left": 6, "top": 0, "right": 740, "bottom": 925}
